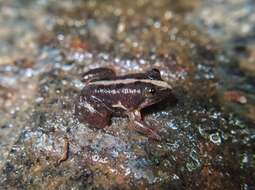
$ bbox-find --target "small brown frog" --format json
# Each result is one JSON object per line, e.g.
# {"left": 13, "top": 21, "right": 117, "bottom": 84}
{"left": 75, "top": 68, "right": 173, "bottom": 140}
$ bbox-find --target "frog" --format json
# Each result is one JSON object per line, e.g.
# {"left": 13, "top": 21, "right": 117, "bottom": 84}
{"left": 75, "top": 68, "right": 173, "bottom": 140}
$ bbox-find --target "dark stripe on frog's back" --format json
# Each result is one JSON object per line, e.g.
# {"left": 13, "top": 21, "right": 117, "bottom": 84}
{"left": 115, "top": 69, "right": 162, "bottom": 80}
{"left": 114, "top": 73, "right": 162, "bottom": 80}
{"left": 85, "top": 73, "right": 162, "bottom": 82}
{"left": 87, "top": 82, "right": 145, "bottom": 110}
{"left": 86, "top": 71, "right": 162, "bottom": 82}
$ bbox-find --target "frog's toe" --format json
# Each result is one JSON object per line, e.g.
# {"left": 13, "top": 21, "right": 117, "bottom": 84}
{"left": 145, "top": 119, "right": 159, "bottom": 127}
{"left": 148, "top": 131, "right": 161, "bottom": 141}
{"left": 128, "top": 120, "right": 161, "bottom": 141}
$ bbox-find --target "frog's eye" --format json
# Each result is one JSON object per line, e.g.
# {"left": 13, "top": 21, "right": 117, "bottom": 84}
{"left": 145, "top": 87, "right": 156, "bottom": 97}
{"left": 148, "top": 88, "right": 156, "bottom": 94}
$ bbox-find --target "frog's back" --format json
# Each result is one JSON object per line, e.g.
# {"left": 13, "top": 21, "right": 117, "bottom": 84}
{"left": 86, "top": 81, "right": 144, "bottom": 109}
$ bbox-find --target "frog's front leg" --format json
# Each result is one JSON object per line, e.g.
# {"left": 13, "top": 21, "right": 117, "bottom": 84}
{"left": 128, "top": 110, "right": 161, "bottom": 140}
{"left": 75, "top": 96, "right": 112, "bottom": 129}
{"left": 82, "top": 67, "right": 116, "bottom": 84}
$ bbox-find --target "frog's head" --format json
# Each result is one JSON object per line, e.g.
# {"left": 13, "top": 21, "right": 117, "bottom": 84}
{"left": 139, "top": 80, "right": 172, "bottom": 109}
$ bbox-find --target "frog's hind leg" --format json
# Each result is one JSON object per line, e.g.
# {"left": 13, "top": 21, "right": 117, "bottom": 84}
{"left": 75, "top": 97, "right": 111, "bottom": 129}
{"left": 81, "top": 67, "right": 116, "bottom": 83}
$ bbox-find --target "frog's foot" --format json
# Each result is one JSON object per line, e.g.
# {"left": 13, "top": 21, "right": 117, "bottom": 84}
{"left": 144, "top": 118, "right": 161, "bottom": 129}
{"left": 127, "top": 110, "right": 161, "bottom": 140}
{"left": 128, "top": 120, "right": 161, "bottom": 141}
{"left": 56, "top": 136, "right": 69, "bottom": 166}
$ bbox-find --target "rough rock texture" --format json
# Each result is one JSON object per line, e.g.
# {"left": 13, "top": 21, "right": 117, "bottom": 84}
{"left": 0, "top": 0, "right": 254, "bottom": 189}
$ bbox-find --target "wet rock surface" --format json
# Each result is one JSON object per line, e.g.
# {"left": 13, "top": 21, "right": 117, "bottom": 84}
{"left": 0, "top": 0, "right": 254, "bottom": 189}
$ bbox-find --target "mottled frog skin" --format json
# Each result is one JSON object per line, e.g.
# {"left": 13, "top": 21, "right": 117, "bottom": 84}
{"left": 75, "top": 68, "right": 173, "bottom": 140}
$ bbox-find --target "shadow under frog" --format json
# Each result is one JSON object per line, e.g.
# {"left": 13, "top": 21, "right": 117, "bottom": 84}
{"left": 75, "top": 68, "right": 175, "bottom": 140}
